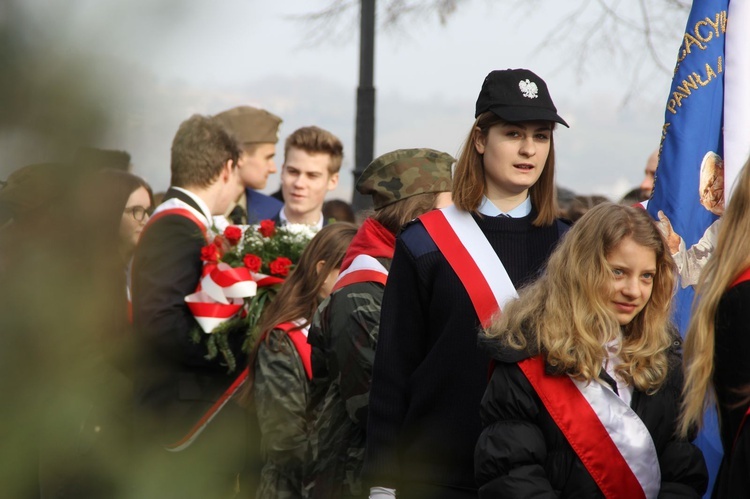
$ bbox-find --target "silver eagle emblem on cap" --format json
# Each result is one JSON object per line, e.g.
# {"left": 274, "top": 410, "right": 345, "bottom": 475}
{"left": 518, "top": 79, "right": 539, "bottom": 99}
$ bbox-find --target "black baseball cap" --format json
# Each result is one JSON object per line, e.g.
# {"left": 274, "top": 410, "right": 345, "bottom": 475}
{"left": 475, "top": 69, "right": 569, "bottom": 127}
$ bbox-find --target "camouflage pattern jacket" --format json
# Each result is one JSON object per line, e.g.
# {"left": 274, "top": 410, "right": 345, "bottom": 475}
{"left": 254, "top": 327, "right": 313, "bottom": 499}
{"left": 307, "top": 261, "right": 390, "bottom": 499}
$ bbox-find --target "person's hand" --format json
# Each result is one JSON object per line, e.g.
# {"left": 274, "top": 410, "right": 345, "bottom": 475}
{"left": 657, "top": 210, "right": 681, "bottom": 255}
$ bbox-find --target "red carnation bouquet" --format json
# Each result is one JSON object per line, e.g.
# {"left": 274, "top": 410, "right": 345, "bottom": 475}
{"left": 188, "top": 220, "right": 319, "bottom": 371}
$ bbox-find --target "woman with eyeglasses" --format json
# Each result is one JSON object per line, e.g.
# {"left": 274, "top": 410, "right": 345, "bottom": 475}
{"left": 118, "top": 174, "right": 154, "bottom": 264}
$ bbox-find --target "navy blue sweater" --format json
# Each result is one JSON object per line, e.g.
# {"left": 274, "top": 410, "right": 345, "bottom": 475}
{"left": 363, "top": 211, "right": 564, "bottom": 494}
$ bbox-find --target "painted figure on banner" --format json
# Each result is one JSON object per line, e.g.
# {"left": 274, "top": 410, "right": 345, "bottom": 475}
{"left": 657, "top": 151, "right": 724, "bottom": 288}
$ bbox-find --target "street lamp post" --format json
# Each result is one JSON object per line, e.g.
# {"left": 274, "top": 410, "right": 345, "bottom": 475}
{"left": 352, "top": 0, "right": 376, "bottom": 213}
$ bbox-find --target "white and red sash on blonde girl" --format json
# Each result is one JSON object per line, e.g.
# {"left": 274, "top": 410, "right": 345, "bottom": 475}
{"left": 418, "top": 205, "right": 517, "bottom": 327}
{"left": 517, "top": 355, "right": 661, "bottom": 499}
{"left": 332, "top": 254, "right": 388, "bottom": 292}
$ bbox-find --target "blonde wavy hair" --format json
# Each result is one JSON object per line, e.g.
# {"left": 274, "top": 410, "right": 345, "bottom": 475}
{"left": 680, "top": 157, "right": 750, "bottom": 437}
{"left": 485, "top": 203, "right": 676, "bottom": 392}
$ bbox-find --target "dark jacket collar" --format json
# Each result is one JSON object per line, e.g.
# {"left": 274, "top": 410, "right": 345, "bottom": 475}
{"left": 163, "top": 187, "right": 203, "bottom": 215}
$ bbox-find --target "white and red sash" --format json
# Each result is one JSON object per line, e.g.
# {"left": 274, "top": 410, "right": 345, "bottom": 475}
{"left": 419, "top": 205, "right": 517, "bottom": 327}
{"left": 518, "top": 355, "right": 660, "bottom": 499}
{"left": 149, "top": 197, "right": 211, "bottom": 233}
{"left": 332, "top": 254, "right": 388, "bottom": 292}
{"left": 276, "top": 321, "right": 313, "bottom": 380}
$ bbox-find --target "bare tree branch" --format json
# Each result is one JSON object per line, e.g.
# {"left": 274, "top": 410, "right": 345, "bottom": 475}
{"left": 293, "top": 0, "right": 690, "bottom": 103}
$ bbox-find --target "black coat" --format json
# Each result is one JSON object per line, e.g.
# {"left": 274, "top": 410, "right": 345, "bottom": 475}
{"left": 475, "top": 339, "right": 708, "bottom": 499}
{"left": 712, "top": 281, "right": 750, "bottom": 498}
{"left": 130, "top": 188, "right": 249, "bottom": 495}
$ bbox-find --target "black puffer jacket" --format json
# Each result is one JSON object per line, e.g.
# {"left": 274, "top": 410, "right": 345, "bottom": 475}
{"left": 475, "top": 338, "right": 708, "bottom": 498}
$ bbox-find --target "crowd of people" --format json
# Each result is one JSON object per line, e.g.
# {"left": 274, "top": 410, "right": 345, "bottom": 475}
{"left": 1, "top": 67, "right": 748, "bottom": 498}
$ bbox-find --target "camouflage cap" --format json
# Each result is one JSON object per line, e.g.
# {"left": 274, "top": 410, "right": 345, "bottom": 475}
{"left": 357, "top": 148, "right": 454, "bottom": 210}
{"left": 214, "top": 105, "right": 282, "bottom": 145}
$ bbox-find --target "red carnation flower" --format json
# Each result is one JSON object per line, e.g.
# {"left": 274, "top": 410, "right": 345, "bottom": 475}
{"left": 258, "top": 219, "right": 276, "bottom": 238}
{"left": 269, "top": 256, "right": 292, "bottom": 277}
{"left": 200, "top": 242, "right": 222, "bottom": 263}
{"left": 243, "top": 254, "right": 263, "bottom": 273}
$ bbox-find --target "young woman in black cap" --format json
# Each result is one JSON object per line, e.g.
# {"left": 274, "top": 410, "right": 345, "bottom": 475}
{"left": 363, "top": 69, "right": 570, "bottom": 498}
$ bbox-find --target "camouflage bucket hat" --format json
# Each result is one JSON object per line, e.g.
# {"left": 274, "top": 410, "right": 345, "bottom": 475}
{"left": 214, "top": 105, "right": 282, "bottom": 145}
{"left": 357, "top": 148, "right": 454, "bottom": 210}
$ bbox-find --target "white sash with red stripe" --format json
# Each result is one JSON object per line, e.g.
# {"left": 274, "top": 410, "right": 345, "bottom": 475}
{"left": 150, "top": 197, "right": 211, "bottom": 230}
{"left": 332, "top": 254, "right": 388, "bottom": 292}
{"left": 419, "top": 205, "right": 516, "bottom": 327}
{"left": 518, "top": 355, "right": 660, "bottom": 499}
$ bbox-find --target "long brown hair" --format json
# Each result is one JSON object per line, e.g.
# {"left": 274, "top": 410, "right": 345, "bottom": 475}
{"left": 485, "top": 203, "right": 676, "bottom": 392}
{"left": 371, "top": 191, "right": 444, "bottom": 235}
{"left": 452, "top": 111, "right": 558, "bottom": 226}
{"left": 680, "top": 156, "right": 750, "bottom": 437}
{"left": 243, "top": 222, "right": 356, "bottom": 400}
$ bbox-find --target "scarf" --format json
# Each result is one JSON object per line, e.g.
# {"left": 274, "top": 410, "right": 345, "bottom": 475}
{"left": 340, "top": 218, "right": 395, "bottom": 272}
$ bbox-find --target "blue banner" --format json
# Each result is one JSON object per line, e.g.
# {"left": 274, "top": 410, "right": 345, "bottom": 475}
{"left": 647, "top": 2, "right": 730, "bottom": 495}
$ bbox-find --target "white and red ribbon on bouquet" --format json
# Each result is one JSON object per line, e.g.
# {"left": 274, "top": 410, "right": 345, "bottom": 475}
{"left": 185, "top": 263, "right": 258, "bottom": 333}
{"left": 184, "top": 262, "right": 287, "bottom": 333}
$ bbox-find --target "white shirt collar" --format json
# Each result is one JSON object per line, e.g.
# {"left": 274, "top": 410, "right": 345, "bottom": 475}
{"left": 603, "top": 336, "right": 633, "bottom": 406}
{"left": 477, "top": 195, "right": 532, "bottom": 218}
{"left": 280, "top": 206, "right": 324, "bottom": 230}
{"left": 171, "top": 186, "right": 214, "bottom": 223}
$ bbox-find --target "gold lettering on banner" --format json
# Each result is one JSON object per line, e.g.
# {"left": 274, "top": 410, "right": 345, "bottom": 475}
{"left": 667, "top": 56, "right": 722, "bottom": 115}
{"left": 694, "top": 20, "right": 712, "bottom": 43}
{"left": 657, "top": 123, "right": 670, "bottom": 164}
{"left": 693, "top": 72, "right": 710, "bottom": 87}
{"left": 676, "top": 76, "right": 699, "bottom": 96}
{"left": 667, "top": 56, "right": 724, "bottom": 114}
{"left": 657, "top": 121, "right": 671, "bottom": 175}
{"left": 675, "top": 11, "right": 727, "bottom": 67}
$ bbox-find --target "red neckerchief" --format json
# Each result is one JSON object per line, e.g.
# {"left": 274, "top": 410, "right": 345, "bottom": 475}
{"left": 340, "top": 218, "right": 395, "bottom": 272}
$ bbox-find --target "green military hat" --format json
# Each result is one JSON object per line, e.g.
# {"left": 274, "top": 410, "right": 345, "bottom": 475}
{"left": 214, "top": 105, "right": 282, "bottom": 145}
{"left": 357, "top": 148, "right": 454, "bottom": 210}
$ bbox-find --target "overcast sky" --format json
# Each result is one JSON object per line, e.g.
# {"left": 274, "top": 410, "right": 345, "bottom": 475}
{"left": 8, "top": 0, "right": 690, "bottom": 201}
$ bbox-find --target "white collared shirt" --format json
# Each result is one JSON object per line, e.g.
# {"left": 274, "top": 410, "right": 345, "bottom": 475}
{"left": 279, "top": 206, "right": 324, "bottom": 230}
{"left": 171, "top": 186, "right": 213, "bottom": 226}
{"left": 603, "top": 337, "right": 634, "bottom": 406}
{"left": 478, "top": 195, "right": 532, "bottom": 218}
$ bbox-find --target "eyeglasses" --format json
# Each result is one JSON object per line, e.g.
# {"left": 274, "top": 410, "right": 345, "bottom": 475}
{"left": 123, "top": 206, "right": 152, "bottom": 222}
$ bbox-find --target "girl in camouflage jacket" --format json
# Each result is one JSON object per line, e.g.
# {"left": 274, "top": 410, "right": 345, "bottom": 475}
{"left": 249, "top": 222, "right": 356, "bottom": 499}
{"left": 307, "top": 148, "right": 454, "bottom": 498}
